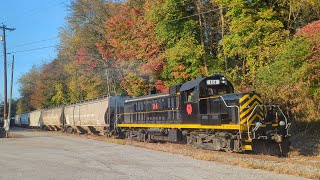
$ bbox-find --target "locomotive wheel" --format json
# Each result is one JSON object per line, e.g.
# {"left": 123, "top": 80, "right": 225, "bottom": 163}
{"left": 104, "top": 131, "right": 112, "bottom": 137}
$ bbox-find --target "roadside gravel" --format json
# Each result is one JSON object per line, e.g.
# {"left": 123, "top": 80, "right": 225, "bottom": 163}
{"left": 0, "top": 128, "right": 310, "bottom": 180}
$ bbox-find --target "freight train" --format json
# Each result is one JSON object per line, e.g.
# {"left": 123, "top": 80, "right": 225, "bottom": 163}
{"left": 14, "top": 74, "right": 291, "bottom": 155}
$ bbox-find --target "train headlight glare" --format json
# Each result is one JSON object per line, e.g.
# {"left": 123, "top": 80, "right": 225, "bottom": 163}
{"left": 279, "top": 121, "right": 286, "bottom": 126}
{"left": 255, "top": 122, "right": 262, "bottom": 128}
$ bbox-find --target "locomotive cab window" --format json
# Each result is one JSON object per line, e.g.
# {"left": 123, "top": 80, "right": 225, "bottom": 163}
{"left": 185, "top": 88, "right": 198, "bottom": 103}
{"left": 199, "top": 81, "right": 234, "bottom": 98}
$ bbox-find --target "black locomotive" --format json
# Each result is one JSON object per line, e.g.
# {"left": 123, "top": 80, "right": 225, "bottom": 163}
{"left": 118, "top": 74, "right": 291, "bottom": 155}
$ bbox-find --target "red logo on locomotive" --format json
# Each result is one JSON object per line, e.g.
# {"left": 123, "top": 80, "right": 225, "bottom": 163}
{"left": 186, "top": 104, "right": 192, "bottom": 115}
{"left": 152, "top": 103, "right": 158, "bottom": 110}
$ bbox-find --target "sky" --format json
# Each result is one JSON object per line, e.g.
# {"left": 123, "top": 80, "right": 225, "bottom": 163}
{"left": 0, "top": 0, "right": 69, "bottom": 100}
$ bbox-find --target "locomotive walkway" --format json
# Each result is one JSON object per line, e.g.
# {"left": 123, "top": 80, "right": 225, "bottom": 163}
{"left": 0, "top": 128, "right": 308, "bottom": 180}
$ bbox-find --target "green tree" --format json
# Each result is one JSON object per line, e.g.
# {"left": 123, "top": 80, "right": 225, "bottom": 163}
{"left": 276, "top": 0, "right": 320, "bottom": 34}
{"left": 16, "top": 98, "right": 32, "bottom": 114}
{"left": 221, "top": 0, "right": 289, "bottom": 90}
{"left": 256, "top": 20, "right": 320, "bottom": 121}
{"left": 148, "top": 0, "right": 206, "bottom": 86}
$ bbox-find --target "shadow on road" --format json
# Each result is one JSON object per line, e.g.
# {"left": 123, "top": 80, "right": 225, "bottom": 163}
{"left": 0, "top": 127, "right": 37, "bottom": 138}
{"left": 0, "top": 127, "right": 5, "bottom": 138}
{"left": 290, "top": 121, "right": 320, "bottom": 156}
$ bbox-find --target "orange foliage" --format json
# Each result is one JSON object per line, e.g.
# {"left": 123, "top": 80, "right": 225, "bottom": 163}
{"left": 154, "top": 80, "right": 169, "bottom": 93}
{"left": 171, "top": 64, "right": 191, "bottom": 81}
{"left": 73, "top": 48, "right": 97, "bottom": 76}
{"left": 96, "top": 3, "right": 164, "bottom": 95}
{"left": 296, "top": 20, "right": 320, "bottom": 85}
{"left": 120, "top": 73, "right": 150, "bottom": 96}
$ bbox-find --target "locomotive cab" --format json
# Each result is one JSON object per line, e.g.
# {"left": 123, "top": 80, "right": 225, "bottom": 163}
{"left": 179, "top": 74, "right": 235, "bottom": 125}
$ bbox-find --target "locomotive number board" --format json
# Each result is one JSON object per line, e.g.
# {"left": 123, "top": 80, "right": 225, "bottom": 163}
{"left": 206, "top": 79, "right": 220, "bottom": 85}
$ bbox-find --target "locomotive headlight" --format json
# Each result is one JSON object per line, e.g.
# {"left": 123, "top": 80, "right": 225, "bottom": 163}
{"left": 279, "top": 121, "right": 286, "bottom": 126}
{"left": 255, "top": 122, "right": 262, "bottom": 128}
{"left": 221, "top": 77, "right": 226, "bottom": 84}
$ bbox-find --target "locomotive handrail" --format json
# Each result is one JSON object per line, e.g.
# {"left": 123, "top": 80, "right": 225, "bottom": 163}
{"left": 274, "top": 105, "right": 291, "bottom": 137}
{"left": 246, "top": 105, "right": 290, "bottom": 139}
{"left": 114, "top": 114, "right": 123, "bottom": 133}
{"left": 219, "top": 96, "right": 242, "bottom": 138}
{"left": 246, "top": 105, "right": 258, "bottom": 139}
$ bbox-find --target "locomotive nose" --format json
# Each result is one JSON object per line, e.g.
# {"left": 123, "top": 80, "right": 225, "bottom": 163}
{"left": 239, "top": 92, "right": 264, "bottom": 126}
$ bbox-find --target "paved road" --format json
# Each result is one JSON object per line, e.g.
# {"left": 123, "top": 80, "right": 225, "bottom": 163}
{"left": 0, "top": 129, "right": 308, "bottom": 180}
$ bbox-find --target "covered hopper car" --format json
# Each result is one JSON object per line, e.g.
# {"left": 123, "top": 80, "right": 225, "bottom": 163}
{"left": 15, "top": 113, "right": 29, "bottom": 127}
{"left": 41, "top": 107, "right": 64, "bottom": 131}
{"left": 63, "top": 96, "right": 127, "bottom": 134}
{"left": 29, "top": 110, "right": 42, "bottom": 128}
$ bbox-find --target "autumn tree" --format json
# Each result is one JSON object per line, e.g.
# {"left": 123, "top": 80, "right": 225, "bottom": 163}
{"left": 30, "top": 59, "right": 68, "bottom": 108}
{"left": 18, "top": 0, "right": 320, "bottom": 120}
{"left": 18, "top": 66, "right": 41, "bottom": 111}
{"left": 60, "top": 0, "right": 121, "bottom": 98}
{"left": 256, "top": 20, "right": 320, "bottom": 121}
{"left": 294, "top": 20, "right": 320, "bottom": 119}
{"left": 97, "top": 2, "right": 164, "bottom": 96}
{"left": 65, "top": 48, "right": 107, "bottom": 101}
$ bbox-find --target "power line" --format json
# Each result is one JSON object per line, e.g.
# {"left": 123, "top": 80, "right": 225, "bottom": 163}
{"left": 2, "top": 0, "right": 63, "bottom": 24}
{"left": 167, "top": 1, "right": 246, "bottom": 22}
{"left": 9, "top": 45, "right": 56, "bottom": 54}
{"left": 9, "top": 36, "right": 58, "bottom": 49}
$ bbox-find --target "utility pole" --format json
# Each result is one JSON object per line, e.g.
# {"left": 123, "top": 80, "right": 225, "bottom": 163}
{"left": 6, "top": 54, "right": 14, "bottom": 137}
{"left": 0, "top": 24, "right": 15, "bottom": 131}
